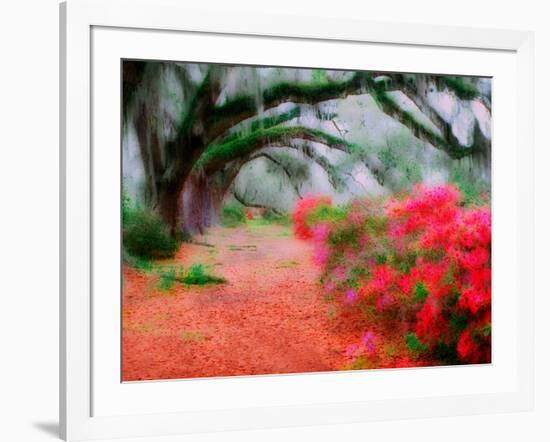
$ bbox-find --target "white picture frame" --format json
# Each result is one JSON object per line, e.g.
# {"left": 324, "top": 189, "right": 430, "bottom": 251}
{"left": 60, "top": 0, "right": 534, "bottom": 440}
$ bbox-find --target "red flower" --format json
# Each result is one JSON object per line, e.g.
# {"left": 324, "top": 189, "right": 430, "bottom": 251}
{"left": 292, "top": 195, "right": 332, "bottom": 240}
{"left": 295, "top": 184, "right": 491, "bottom": 367}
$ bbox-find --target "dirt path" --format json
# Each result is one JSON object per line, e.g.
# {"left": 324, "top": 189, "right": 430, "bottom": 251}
{"left": 122, "top": 222, "right": 364, "bottom": 381}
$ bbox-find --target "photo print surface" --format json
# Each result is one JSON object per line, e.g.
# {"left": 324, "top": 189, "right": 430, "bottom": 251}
{"left": 122, "top": 61, "right": 492, "bottom": 381}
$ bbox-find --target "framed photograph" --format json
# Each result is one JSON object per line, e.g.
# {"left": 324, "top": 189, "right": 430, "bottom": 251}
{"left": 60, "top": 0, "right": 534, "bottom": 440}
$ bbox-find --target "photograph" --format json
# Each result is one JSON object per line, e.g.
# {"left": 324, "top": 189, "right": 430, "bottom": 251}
{"left": 121, "top": 60, "right": 492, "bottom": 381}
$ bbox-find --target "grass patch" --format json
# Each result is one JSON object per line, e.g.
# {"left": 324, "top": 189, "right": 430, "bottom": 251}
{"left": 181, "top": 263, "right": 226, "bottom": 285}
{"left": 228, "top": 244, "right": 257, "bottom": 251}
{"left": 345, "top": 355, "right": 376, "bottom": 371}
{"left": 127, "top": 322, "right": 156, "bottom": 333}
{"left": 158, "top": 266, "right": 184, "bottom": 292}
{"left": 450, "top": 165, "right": 490, "bottom": 206}
{"left": 261, "top": 210, "right": 292, "bottom": 226}
{"left": 221, "top": 202, "right": 246, "bottom": 227}
{"left": 123, "top": 194, "right": 178, "bottom": 259}
{"left": 125, "top": 257, "right": 225, "bottom": 289}
{"left": 275, "top": 259, "right": 299, "bottom": 269}
{"left": 276, "top": 231, "right": 291, "bottom": 238}
{"left": 180, "top": 330, "right": 209, "bottom": 342}
{"left": 384, "top": 343, "right": 399, "bottom": 359}
{"left": 123, "top": 251, "right": 154, "bottom": 272}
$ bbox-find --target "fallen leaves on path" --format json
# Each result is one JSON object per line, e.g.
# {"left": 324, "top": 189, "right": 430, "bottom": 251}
{"left": 122, "top": 224, "right": 369, "bottom": 381}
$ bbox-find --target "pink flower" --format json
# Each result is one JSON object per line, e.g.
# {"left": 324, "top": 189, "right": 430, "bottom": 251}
{"left": 335, "top": 265, "right": 348, "bottom": 280}
{"left": 345, "top": 289, "right": 359, "bottom": 304}
{"left": 362, "top": 331, "right": 377, "bottom": 355}
{"left": 376, "top": 293, "right": 395, "bottom": 312}
{"left": 313, "top": 244, "right": 330, "bottom": 267}
{"left": 312, "top": 223, "right": 331, "bottom": 243}
{"left": 345, "top": 343, "right": 362, "bottom": 359}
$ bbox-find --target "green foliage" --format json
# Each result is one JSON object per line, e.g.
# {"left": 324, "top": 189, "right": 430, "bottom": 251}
{"left": 182, "top": 263, "right": 226, "bottom": 285}
{"left": 378, "top": 145, "right": 398, "bottom": 171}
{"left": 406, "top": 333, "right": 429, "bottom": 353}
{"left": 433, "top": 341, "right": 460, "bottom": 365}
{"left": 403, "top": 161, "right": 423, "bottom": 184}
{"left": 329, "top": 225, "right": 361, "bottom": 250}
{"left": 221, "top": 202, "right": 247, "bottom": 227}
{"left": 126, "top": 256, "right": 225, "bottom": 288}
{"left": 414, "top": 282, "right": 429, "bottom": 302}
{"left": 442, "top": 76, "right": 479, "bottom": 100}
{"left": 123, "top": 201, "right": 178, "bottom": 259}
{"left": 261, "top": 210, "right": 292, "bottom": 226}
{"left": 364, "top": 214, "right": 388, "bottom": 235}
{"left": 308, "top": 204, "right": 348, "bottom": 227}
{"left": 122, "top": 190, "right": 132, "bottom": 224}
{"left": 123, "top": 252, "right": 154, "bottom": 272}
{"left": 390, "top": 250, "right": 418, "bottom": 274}
{"left": 450, "top": 312, "right": 469, "bottom": 338}
{"left": 158, "top": 266, "right": 183, "bottom": 291}
{"left": 450, "top": 165, "right": 489, "bottom": 205}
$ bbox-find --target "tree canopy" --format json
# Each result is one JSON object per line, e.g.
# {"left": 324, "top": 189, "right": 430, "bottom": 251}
{"left": 122, "top": 62, "right": 491, "bottom": 234}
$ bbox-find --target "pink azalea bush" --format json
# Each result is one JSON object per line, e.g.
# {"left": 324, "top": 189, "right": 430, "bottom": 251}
{"left": 293, "top": 185, "right": 492, "bottom": 367}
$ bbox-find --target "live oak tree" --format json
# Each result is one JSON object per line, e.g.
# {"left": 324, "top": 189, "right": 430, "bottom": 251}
{"left": 123, "top": 61, "right": 491, "bottom": 235}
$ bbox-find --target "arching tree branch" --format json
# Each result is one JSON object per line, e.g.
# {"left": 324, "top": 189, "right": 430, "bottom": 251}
{"left": 247, "top": 152, "right": 303, "bottom": 198}
{"left": 205, "top": 72, "right": 370, "bottom": 142}
{"left": 369, "top": 73, "right": 490, "bottom": 159}
{"left": 232, "top": 188, "right": 283, "bottom": 215}
{"left": 195, "top": 125, "right": 359, "bottom": 175}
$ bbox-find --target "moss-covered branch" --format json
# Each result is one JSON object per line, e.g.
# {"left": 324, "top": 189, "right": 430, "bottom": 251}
{"left": 297, "top": 144, "right": 345, "bottom": 190}
{"left": 232, "top": 188, "right": 283, "bottom": 215}
{"left": 206, "top": 72, "right": 369, "bottom": 142}
{"left": 441, "top": 76, "right": 479, "bottom": 100}
{"left": 195, "top": 125, "right": 360, "bottom": 174}
{"left": 220, "top": 107, "right": 301, "bottom": 145}
{"left": 368, "top": 77, "right": 476, "bottom": 159}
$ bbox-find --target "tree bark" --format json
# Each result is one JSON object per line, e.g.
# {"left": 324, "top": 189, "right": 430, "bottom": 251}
{"left": 158, "top": 181, "right": 184, "bottom": 236}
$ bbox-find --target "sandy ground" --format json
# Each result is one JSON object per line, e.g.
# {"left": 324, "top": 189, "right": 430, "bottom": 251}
{"left": 122, "top": 222, "right": 368, "bottom": 381}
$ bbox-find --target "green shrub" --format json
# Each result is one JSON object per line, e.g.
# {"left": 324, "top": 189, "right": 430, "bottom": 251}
{"left": 182, "top": 264, "right": 226, "bottom": 285}
{"left": 122, "top": 190, "right": 132, "bottom": 224}
{"left": 158, "top": 266, "right": 182, "bottom": 291}
{"left": 406, "top": 333, "right": 429, "bottom": 354}
{"left": 221, "top": 202, "right": 246, "bottom": 227}
{"left": 123, "top": 250, "right": 154, "bottom": 272}
{"left": 261, "top": 210, "right": 292, "bottom": 226}
{"left": 307, "top": 204, "right": 348, "bottom": 227}
{"left": 450, "top": 166, "right": 489, "bottom": 206}
{"left": 123, "top": 205, "right": 178, "bottom": 259}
